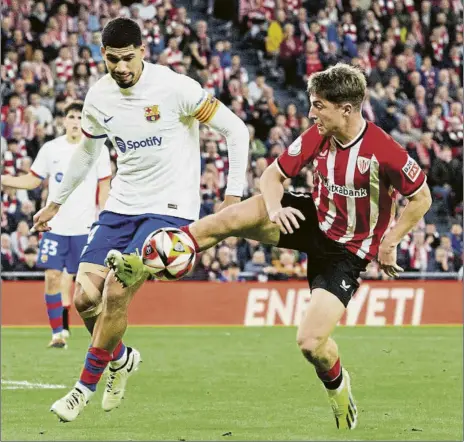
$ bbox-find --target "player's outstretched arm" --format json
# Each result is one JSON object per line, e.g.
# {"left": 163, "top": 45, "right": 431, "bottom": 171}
{"left": 31, "top": 136, "right": 105, "bottom": 233}
{"left": 378, "top": 184, "right": 432, "bottom": 277}
{"left": 197, "top": 101, "right": 249, "bottom": 209}
{"left": 178, "top": 74, "right": 249, "bottom": 207}
{"left": 1, "top": 173, "right": 42, "bottom": 190}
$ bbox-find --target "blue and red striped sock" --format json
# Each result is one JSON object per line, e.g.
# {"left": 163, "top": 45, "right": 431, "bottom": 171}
{"left": 45, "top": 293, "right": 63, "bottom": 335}
{"left": 112, "top": 341, "right": 126, "bottom": 362}
{"left": 79, "top": 347, "right": 112, "bottom": 392}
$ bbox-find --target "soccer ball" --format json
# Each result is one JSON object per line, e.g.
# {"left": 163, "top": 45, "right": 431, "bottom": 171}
{"left": 142, "top": 228, "right": 196, "bottom": 281}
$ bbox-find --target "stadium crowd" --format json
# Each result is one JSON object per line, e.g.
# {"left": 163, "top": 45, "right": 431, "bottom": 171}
{"left": 1, "top": 0, "right": 463, "bottom": 282}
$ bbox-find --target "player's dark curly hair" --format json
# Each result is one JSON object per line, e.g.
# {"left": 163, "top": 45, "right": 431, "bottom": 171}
{"left": 101, "top": 17, "right": 142, "bottom": 48}
{"left": 64, "top": 101, "right": 83, "bottom": 115}
{"left": 307, "top": 63, "right": 367, "bottom": 110}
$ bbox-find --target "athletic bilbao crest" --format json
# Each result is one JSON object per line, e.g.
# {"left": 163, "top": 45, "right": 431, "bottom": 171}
{"left": 357, "top": 156, "right": 371, "bottom": 174}
{"left": 144, "top": 105, "right": 160, "bottom": 122}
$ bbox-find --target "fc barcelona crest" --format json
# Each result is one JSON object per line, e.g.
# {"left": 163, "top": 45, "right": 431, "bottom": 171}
{"left": 357, "top": 156, "right": 371, "bottom": 174}
{"left": 144, "top": 105, "right": 160, "bottom": 122}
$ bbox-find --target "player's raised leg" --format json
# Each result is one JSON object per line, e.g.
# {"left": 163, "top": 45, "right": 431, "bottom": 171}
{"left": 186, "top": 194, "right": 281, "bottom": 250}
{"left": 297, "top": 289, "right": 357, "bottom": 429}
{"left": 107, "top": 195, "right": 283, "bottom": 286}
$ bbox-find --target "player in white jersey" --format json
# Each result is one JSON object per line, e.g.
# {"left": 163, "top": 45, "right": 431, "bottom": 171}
{"left": 2, "top": 102, "right": 111, "bottom": 348}
{"left": 31, "top": 18, "right": 249, "bottom": 422}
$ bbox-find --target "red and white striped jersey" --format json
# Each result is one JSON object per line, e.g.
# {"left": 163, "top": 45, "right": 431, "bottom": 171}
{"left": 54, "top": 57, "right": 73, "bottom": 82}
{"left": 377, "top": 0, "right": 395, "bottom": 15}
{"left": 163, "top": 48, "right": 183, "bottom": 68}
{"left": 277, "top": 122, "right": 427, "bottom": 261}
{"left": 343, "top": 23, "right": 357, "bottom": 43}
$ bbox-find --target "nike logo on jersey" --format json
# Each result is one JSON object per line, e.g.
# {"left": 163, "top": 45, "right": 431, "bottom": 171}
{"left": 340, "top": 280, "right": 351, "bottom": 291}
{"left": 104, "top": 116, "right": 114, "bottom": 123}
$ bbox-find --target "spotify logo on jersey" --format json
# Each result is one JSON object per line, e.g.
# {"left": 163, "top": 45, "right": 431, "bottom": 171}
{"left": 114, "top": 136, "right": 127, "bottom": 153}
{"left": 113, "top": 136, "right": 163, "bottom": 154}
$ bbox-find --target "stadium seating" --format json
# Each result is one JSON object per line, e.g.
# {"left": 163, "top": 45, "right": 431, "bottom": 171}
{"left": 1, "top": 0, "right": 462, "bottom": 281}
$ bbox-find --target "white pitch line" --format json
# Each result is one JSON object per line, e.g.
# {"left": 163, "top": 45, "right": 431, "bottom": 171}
{"left": 1, "top": 380, "right": 67, "bottom": 390}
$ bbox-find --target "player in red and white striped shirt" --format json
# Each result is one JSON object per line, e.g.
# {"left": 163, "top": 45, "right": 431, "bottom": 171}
{"left": 169, "top": 63, "right": 432, "bottom": 431}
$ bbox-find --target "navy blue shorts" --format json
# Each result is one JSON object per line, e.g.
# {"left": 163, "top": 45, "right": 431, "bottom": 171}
{"left": 37, "top": 232, "right": 88, "bottom": 274}
{"left": 79, "top": 211, "right": 193, "bottom": 266}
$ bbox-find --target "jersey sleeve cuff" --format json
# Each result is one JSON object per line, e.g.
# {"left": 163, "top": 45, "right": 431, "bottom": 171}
{"left": 276, "top": 159, "right": 290, "bottom": 178}
{"left": 82, "top": 128, "right": 107, "bottom": 139}
{"left": 98, "top": 174, "right": 112, "bottom": 182}
{"left": 30, "top": 169, "right": 45, "bottom": 180}
{"left": 403, "top": 175, "right": 427, "bottom": 198}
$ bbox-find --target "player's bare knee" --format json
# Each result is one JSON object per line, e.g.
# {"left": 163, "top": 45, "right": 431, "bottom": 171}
{"left": 103, "top": 272, "right": 131, "bottom": 309}
{"left": 73, "top": 283, "right": 93, "bottom": 313}
{"left": 296, "top": 332, "right": 327, "bottom": 358}
{"left": 44, "top": 269, "right": 62, "bottom": 293}
{"left": 75, "top": 264, "right": 107, "bottom": 318}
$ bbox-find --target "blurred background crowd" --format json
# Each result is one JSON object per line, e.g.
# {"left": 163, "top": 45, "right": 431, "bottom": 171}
{"left": 1, "top": 0, "right": 463, "bottom": 282}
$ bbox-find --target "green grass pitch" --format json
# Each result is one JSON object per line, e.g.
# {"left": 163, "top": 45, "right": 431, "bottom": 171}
{"left": 1, "top": 326, "right": 462, "bottom": 441}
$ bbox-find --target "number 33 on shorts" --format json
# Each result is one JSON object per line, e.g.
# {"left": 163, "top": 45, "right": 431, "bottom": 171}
{"left": 42, "top": 238, "right": 58, "bottom": 256}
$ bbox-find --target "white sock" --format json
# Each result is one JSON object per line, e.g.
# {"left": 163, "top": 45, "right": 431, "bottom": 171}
{"left": 75, "top": 382, "right": 94, "bottom": 400}
{"left": 52, "top": 332, "right": 62, "bottom": 340}
{"left": 110, "top": 347, "right": 128, "bottom": 369}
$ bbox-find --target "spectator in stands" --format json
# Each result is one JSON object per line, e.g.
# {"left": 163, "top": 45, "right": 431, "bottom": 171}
{"left": 189, "top": 252, "right": 213, "bottom": 281}
{"left": 12, "top": 198, "right": 35, "bottom": 227}
{"left": 279, "top": 23, "right": 302, "bottom": 88}
{"left": 405, "top": 230, "right": 431, "bottom": 272}
{"left": 1, "top": 233, "right": 17, "bottom": 271}
{"left": 271, "top": 249, "right": 305, "bottom": 279}
{"left": 27, "top": 234, "right": 39, "bottom": 252}
{"left": 264, "top": 9, "right": 286, "bottom": 78}
{"left": 133, "top": 0, "right": 156, "bottom": 21}
{"left": 28, "top": 92, "right": 53, "bottom": 128}
{"left": 391, "top": 116, "right": 422, "bottom": 146}
{"left": 244, "top": 249, "right": 268, "bottom": 274}
{"left": 14, "top": 247, "right": 39, "bottom": 274}
{"left": 431, "top": 247, "right": 455, "bottom": 272}
{"left": 247, "top": 123, "right": 266, "bottom": 159}
{"left": 10, "top": 219, "right": 30, "bottom": 263}
{"left": 297, "top": 40, "right": 323, "bottom": 88}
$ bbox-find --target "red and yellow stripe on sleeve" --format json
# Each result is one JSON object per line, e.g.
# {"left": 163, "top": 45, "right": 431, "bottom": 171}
{"left": 193, "top": 94, "right": 220, "bottom": 124}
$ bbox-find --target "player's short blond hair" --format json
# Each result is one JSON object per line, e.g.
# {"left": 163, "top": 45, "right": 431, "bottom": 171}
{"left": 307, "top": 63, "right": 367, "bottom": 110}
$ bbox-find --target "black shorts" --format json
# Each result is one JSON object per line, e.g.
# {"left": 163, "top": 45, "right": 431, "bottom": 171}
{"left": 277, "top": 192, "right": 369, "bottom": 307}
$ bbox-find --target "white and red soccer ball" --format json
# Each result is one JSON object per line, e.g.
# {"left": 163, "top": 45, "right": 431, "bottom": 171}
{"left": 142, "top": 228, "right": 196, "bottom": 281}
